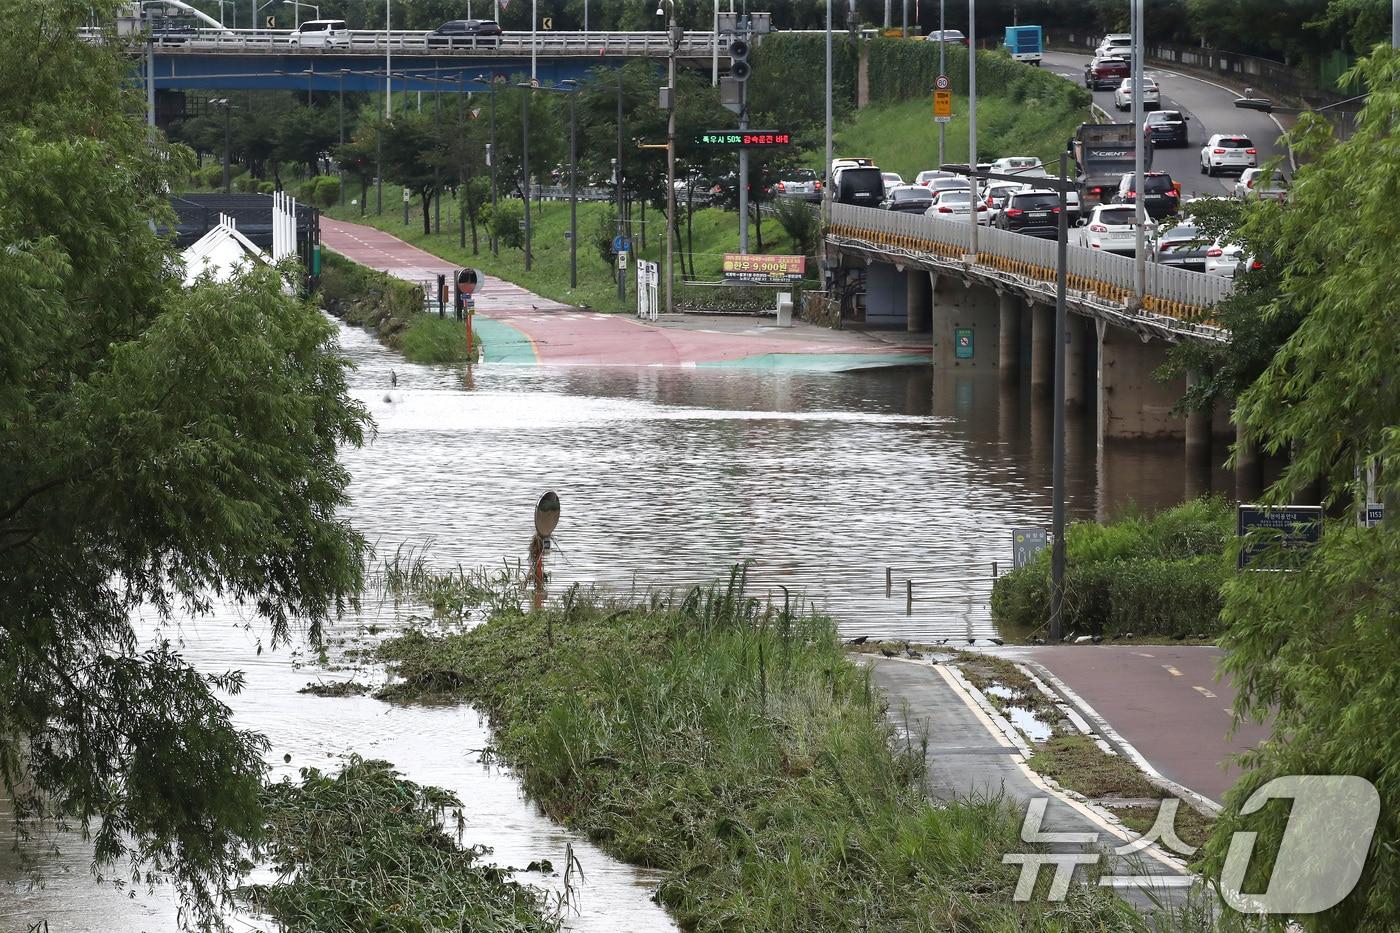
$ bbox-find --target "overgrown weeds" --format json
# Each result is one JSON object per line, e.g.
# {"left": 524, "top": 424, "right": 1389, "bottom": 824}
{"left": 240, "top": 756, "right": 558, "bottom": 932}
{"left": 375, "top": 566, "right": 1180, "bottom": 931}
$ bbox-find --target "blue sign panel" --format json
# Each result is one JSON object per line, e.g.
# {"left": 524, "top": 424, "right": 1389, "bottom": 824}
{"left": 1237, "top": 505, "right": 1323, "bottom": 569}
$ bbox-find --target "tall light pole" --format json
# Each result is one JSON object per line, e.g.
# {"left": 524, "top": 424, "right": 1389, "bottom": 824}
{"left": 1131, "top": 0, "right": 1145, "bottom": 304}
{"left": 937, "top": 0, "right": 945, "bottom": 165}
{"left": 521, "top": 82, "right": 532, "bottom": 270}
{"left": 1050, "top": 151, "right": 1069, "bottom": 643}
{"left": 824, "top": 0, "right": 832, "bottom": 222}
{"left": 966, "top": 0, "right": 977, "bottom": 261}
{"left": 214, "top": 98, "right": 232, "bottom": 193}
{"left": 531, "top": 0, "right": 538, "bottom": 84}
{"left": 385, "top": 0, "right": 392, "bottom": 116}
{"left": 660, "top": 0, "right": 679, "bottom": 316}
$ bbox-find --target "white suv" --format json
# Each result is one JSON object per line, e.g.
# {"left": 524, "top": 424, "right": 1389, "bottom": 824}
{"left": 1200, "top": 134, "right": 1258, "bottom": 177}
{"left": 289, "top": 19, "right": 349, "bottom": 48}
{"left": 1113, "top": 77, "right": 1160, "bottom": 111}
{"left": 1096, "top": 34, "right": 1132, "bottom": 58}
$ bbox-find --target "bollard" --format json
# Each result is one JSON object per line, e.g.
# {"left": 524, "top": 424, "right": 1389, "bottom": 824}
{"left": 992, "top": 560, "right": 998, "bottom": 578}
{"left": 885, "top": 567, "right": 892, "bottom": 598}
{"left": 906, "top": 580, "right": 913, "bottom": 617}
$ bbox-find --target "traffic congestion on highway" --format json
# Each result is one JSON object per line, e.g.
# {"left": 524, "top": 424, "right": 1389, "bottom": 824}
{"left": 792, "top": 30, "right": 1291, "bottom": 279}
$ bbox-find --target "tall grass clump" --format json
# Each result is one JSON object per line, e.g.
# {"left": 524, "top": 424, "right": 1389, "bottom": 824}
{"left": 240, "top": 756, "right": 558, "bottom": 932}
{"left": 375, "top": 567, "right": 1166, "bottom": 931}
{"left": 992, "top": 497, "right": 1234, "bottom": 638}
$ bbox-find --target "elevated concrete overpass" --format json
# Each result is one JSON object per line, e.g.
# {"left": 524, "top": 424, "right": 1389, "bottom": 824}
{"left": 84, "top": 27, "right": 725, "bottom": 91}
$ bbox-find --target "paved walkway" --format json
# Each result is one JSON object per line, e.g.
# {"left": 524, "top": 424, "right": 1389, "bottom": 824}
{"left": 321, "top": 217, "right": 930, "bottom": 369}
{"left": 866, "top": 657, "right": 1191, "bottom": 908}
{"left": 1009, "top": 645, "right": 1270, "bottom": 807}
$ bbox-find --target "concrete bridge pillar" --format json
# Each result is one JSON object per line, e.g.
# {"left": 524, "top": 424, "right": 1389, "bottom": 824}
{"left": 1234, "top": 420, "right": 1263, "bottom": 502}
{"left": 1064, "top": 312, "right": 1090, "bottom": 412}
{"left": 1030, "top": 301, "right": 1054, "bottom": 398}
{"left": 997, "top": 291, "right": 1021, "bottom": 384}
{"left": 931, "top": 279, "right": 1000, "bottom": 371}
{"left": 1095, "top": 320, "right": 1186, "bottom": 443}
{"left": 1185, "top": 371, "right": 1213, "bottom": 499}
{"left": 907, "top": 269, "right": 932, "bottom": 332}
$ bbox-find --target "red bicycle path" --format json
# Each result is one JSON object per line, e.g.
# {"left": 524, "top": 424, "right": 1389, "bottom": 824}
{"left": 321, "top": 217, "right": 929, "bottom": 368}
{"left": 1006, "top": 645, "right": 1273, "bottom": 806}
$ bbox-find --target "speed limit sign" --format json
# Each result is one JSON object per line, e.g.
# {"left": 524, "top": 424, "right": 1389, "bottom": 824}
{"left": 935, "top": 74, "right": 950, "bottom": 90}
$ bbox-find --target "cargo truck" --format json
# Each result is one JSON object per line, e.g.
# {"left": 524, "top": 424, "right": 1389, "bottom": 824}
{"left": 1071, "top": 122, "right": 1152, "bottom": 208}
{"left": 1003, "top": 25, "right": 1043, "bottom": 65}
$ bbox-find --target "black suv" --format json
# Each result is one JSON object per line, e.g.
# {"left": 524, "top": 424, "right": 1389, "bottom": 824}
{"left": 881, "top": 186, "right": 934, "bottom": 214}
{"left": 428, "top": 19, "right": 504, "bottom": 46}
{"left": 995, "top": 190, "right": 1063, "bottom": 238}
{"left": 1114, "top": 171, "right": 1180, "bottom": 219}
{"left": 1143, "top": 110, "right": 1188, "bottom": 148}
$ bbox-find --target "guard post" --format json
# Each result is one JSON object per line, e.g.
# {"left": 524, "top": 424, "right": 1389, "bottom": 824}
{"left": 436, "top": 273, "right": 447, "bottom": 318}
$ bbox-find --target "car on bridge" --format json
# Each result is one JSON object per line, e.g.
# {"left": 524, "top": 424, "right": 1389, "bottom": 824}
{"left": 1233, "top": 167, "right": 1289, "bottom": 201}
{"left": 1154, "top": 219, "right": 1211, "bottom": 271}
{"left": 914, "top": 169, "right": 956, "bottom": 187}
{"left": 1199, "top": 134, "right": 1257, "bottom": 176}
{"left": 1113, "top": 170, "right": 1180, "bottom": 219}
{"left": 1073, "top": 204, "right": 1139, "bottom": 254}
{"left": 880, "top": 185, "right": 933, "bottom": 214}
{"left": 428, "top": 19, "right": 504, "bottom": 47}
{"left": 994, "top": 188, "right": 1063, "bottom": 238}
{"left": 881, "top": 171, "right": 905, "bottom": 197}
{"left": 925, "top": 187, "right": 990, "bottom": 222}
{"left": 1084, "top": 56, "right": 1130, "bottom": 90}
{"left": 770, "top": 168, "right": 821, "bottom": 202}
{"left": 1143, "top": 109, "right": 1189, "bottom": 147}
{"left": 288, "top": 19, "right": 349, "bottom": 48}
{"left": 1113, "top": 76, "right": 1160, "bottom": 111}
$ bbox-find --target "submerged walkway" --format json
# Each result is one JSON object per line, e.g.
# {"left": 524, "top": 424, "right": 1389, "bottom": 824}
{"left": 321, "top": 218, "right": 929, "bottom": 369}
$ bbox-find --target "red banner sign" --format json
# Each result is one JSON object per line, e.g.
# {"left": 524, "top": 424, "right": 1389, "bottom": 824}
{"left": 721, "top": 253, "right": 806, "bottom": 283}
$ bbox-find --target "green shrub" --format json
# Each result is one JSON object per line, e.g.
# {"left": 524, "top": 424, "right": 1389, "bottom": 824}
{"left": 234, "top": 174, "right": 260, "bottom": 193}
{"left": 397, "top": 314, "right": 476, "bottom": 364}
{"left": 257, "top": 180, "right": 276, "bottom": 194}
{"left": 488, "top": 202, "right": 524, "bottom": 250}
{"left": 313, "top": 175, "right": 341, "bottom": 208}
{"left": 991, "top": 497, "right": 1233, "bottom": 637}
{"left": 297, "top": 180, "right": 317, "bottom": 202}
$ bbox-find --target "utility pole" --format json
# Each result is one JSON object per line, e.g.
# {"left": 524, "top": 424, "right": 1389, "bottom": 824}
{"left": 376, "top": 117, "right": 383, "bottom": 214}
{"left": 1050, "top": 152, "right": 1069, "bottom": 643}
{"left": 531, "top": 0, "right": 538, "bottom": 84}
{"left": 222, "top": 99, "right": 232, "bottom": 193}
{"left": 1394, "top": 0, "right": 1399, "bottom": 47}
{"left": 146, "top": 32, "right": 155, "bottom": 128}
{"left": 385, "top": 0, "right": 392, "bottom": 116}
{"left": 338, "top": 70, "right": 346, "bottom": 205}
{"left": 459, "top": 74, "right": 467, "bottom": 249}
{"left": 616, "top": 69, "right": 626, "bottom": 304}
{"left": 522, "top": 84, "right": 532, "bottom": 270}
{"left": 713, "top": 0, "right": 720, "bottom": 85}
{"left": 967, "top": 0, "right": 977, "bottom": 261}
{"left": 569, "top": 86, "right": 578, "bottom": 288}
{"left": 488, "top": 77, "right": 498, "bottom": 255}
{"left": 824, "top": 0, "right": 832, "bottom": 222}
{"left": 663, "top": 0, "right": 679, "bottom": 313}
{"left": 902, "top": 0, "right": 908, "bottom": 39}
{"left": 1132, "top": 0, "right": 1145, "bottom": 304}
{"left": 938, "top": 0, "right": 945, "bottom": 165}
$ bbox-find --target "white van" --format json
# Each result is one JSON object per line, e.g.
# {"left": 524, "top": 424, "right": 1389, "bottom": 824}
{"left": 990, "top": 156, "right": 1046, "bottom": 177}
{"left": 289, "top": 19, "right": 348, "bottom": 48}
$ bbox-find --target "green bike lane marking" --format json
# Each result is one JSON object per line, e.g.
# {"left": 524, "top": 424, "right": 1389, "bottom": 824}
{"left": 473, "top": 314, "right": 541, "bottom": 364}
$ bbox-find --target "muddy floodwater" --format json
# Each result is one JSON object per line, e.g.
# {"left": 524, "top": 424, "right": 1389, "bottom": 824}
{"left": 1, "top": 320, "right": 1226, "bottom": 931}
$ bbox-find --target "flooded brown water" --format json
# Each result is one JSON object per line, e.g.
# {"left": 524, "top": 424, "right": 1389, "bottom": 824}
{"left": 0, "top": 320, "right": 1228, "bottom": 931}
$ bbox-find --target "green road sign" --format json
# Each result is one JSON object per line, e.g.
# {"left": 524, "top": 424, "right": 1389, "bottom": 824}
{"left": 954, "top": 327, "right": 974, "bottom": 359}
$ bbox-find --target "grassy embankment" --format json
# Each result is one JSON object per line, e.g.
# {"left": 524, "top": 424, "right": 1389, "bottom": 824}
{"left": 373, "top": 566, "right": 1200, "bottom": 931}
{"left": 239, "top": 756, "right": 558, "bottom": 931}
{"left": 325, "top": 192, "right": 800, "bottom": 315}
{"left": 319, "top": 250, "right": 479, "bottom": 364}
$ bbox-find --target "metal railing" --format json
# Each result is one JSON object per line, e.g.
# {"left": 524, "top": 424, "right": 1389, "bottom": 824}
{"left": 827, "top": 203, "right": 1230, "bottom": 338}
{"left": 82, "top": 27, "right": 722, "bottom": 59}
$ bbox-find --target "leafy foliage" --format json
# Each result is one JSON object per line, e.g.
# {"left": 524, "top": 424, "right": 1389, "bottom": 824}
{"left": 0, "top": 1, "right": 368, "bottom": 923}
{"left": 1195, "top": 49, "right": 1400, "bottom": 931}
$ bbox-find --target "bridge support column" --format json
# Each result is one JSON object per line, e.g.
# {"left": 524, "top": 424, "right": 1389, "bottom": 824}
{"left": 1030, "top": 301, "right": 1054, "bottom": 398}
{"left": 907, "top": 269, "right": 932, "bottom": 332}
{"left": 1064, "top": 312, "right": 1090, "bottom": 412}
{"left": 1233, "top": 420, "right": 1263, "bottom": 502}
{"left": 1096, "top": 321, "right": 1186, "bottom": 443}
{"left": 997, "top": 291, "right": 1020, "bottom": 384}
{"left": 1185, "top": 371, "right": 1213, "bottom": 499}
{"left": 932, "top": 280, "right": 1001, "bottom": 370}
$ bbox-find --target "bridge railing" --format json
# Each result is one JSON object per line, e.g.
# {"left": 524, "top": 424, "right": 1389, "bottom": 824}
{"left": 828, "top": 203, "right": 1231, "bottom": 327}
{"left": 82, "top": 27, "right": 721, "bottom": 58}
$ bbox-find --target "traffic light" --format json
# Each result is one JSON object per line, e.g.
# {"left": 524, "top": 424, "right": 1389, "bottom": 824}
{"left": 728, "top": 38, "right": 751, "bottom": 82}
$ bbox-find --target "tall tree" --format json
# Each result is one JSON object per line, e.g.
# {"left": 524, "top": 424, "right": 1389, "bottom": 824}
{"left": 0, "top": 0, "right": 369, "bottom": 925}
{"left": 1200, "top": 49, "right": 1400, "bottom": 930}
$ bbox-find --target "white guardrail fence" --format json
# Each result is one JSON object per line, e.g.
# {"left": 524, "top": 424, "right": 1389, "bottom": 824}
{"left": 827, "top": 202, "right": 1231, "bottom": 339}
{"left": 82, "top": 27, "right": 721, "bottom": 58}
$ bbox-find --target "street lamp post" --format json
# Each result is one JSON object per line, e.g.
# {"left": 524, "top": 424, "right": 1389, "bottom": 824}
{"left": 338, "top": 69, "right": 346, "bottom": 205}
{"left": 521, "top": 83, "right": 532, "bottom": 271}
{"left": 824, "top": 0, "right": 832, "bottom": 223}
{"left": 531, "top": 0, "right": 538, "bottom": 85}
{"left": 938, "top": 0, "right": 945, "bottom": 165}
{"left": 616, "top": 69, "right": 626, "bottom": 304}
{"left": 569, "top": 86, "right": 578, "bottom": 288}
{"left": 659, "top": 0, "right": 679, "bottom": 316}
{"left": 941, "top": 157, "right": 1075, "bottom": 642}
{"left": 385, "top": 0, "right": 392, "bottom": 117}
{"left": 283, "top": 0, "right": 319, "bottom": 28}
{"left": 967, "top": 0, "right": 978, "bottom": 262}
{"left": 213, "top": 98, "right": 232, "bottom": 193}
{"left": 1131, "top": 0, "right": 1146, "bottom": 304}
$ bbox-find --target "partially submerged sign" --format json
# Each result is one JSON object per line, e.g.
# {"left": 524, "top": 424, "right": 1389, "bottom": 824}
{"left": 1012, "top": 527, "right": 1047, "bottom": 570}
{"left": 721, "top": 253, "right": 805, "bottom": 284}
{"left": 1237, "top": 505, "right": 1323, "bottom": 569}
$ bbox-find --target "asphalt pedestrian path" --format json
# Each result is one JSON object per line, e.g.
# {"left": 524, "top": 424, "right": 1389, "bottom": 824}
{"left": 866, "top": 656, "right": 1194, "bottom": 910}
{"left": 321, "top": 217, "right": 930, "bottom": 370}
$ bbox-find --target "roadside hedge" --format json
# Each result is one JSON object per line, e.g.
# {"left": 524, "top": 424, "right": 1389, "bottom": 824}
{"left": 867, "top": 40, "right": 1091, "bottom": 115}
{"left": 990, "top": 497, "right": 1232, "bottom": 638}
